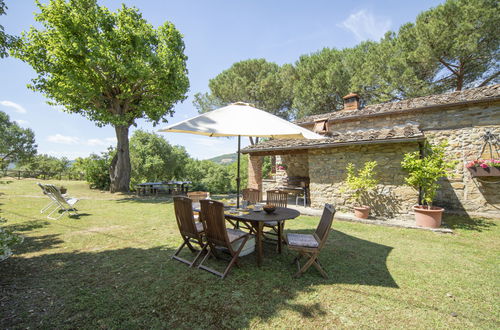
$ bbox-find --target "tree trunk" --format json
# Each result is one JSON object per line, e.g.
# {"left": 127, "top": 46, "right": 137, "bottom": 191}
{"left": 109, "top": 125, "right": 131, "bottom": 193}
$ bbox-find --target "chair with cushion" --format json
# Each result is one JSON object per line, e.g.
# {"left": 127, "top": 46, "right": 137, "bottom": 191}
{"left": 172, "top": 196, "right": 206, "bottom": 267}
{"left": 263, "top": 190, "right": 288, "bottom": 253}
{"left": 242, "top": 188, "right": 260, "bottom": 204}
{"left": 197, "top": 199, "right": 251, "bottom": 279}
{"left": 286, "top": 204, "right": 336, "bottom": 278}
{"left": 44, "top": 184, "right": 79, "bottom": 220}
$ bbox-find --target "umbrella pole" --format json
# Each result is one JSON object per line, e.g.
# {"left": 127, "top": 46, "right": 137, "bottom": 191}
{"left": 236, "top": 135, "right": 241, "bottom": 209}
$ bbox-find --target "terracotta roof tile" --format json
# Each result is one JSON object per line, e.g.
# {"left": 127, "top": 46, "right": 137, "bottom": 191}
{"left": 242, "top": 122, "right": 424, "bottom": 153}
{"left": 295, "top": 84, "right": 500, "bottom": 124}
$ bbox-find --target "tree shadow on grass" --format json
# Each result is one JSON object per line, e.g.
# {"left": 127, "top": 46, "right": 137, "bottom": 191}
{"left": 443, "top": 213, "right": 497, "bottom": 232}
{"left": 0, "top": 227, "right": 398, "bottom": 329}
{"left": 115, "top": 197, "right": 173, "bottom": 205}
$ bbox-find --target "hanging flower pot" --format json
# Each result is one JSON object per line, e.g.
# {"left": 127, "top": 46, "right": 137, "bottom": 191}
{"left": 466, "top": 160, "right": 500, "bottom": 177}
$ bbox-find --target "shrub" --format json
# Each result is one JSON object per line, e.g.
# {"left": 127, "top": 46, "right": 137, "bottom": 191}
{"left": 0, "top": 217, "right": 23, "bottom": 261}
{"left": 401, "top": 141, "right": 456, "bottom": 207}
{"left": 343, "top": 161, "right": 378, "bottom": 205}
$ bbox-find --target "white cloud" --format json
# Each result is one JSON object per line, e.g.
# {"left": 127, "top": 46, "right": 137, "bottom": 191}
{"left": 14, "top": 119, "right": 29, "bottom": 126}
{"left": 339, "top": 10, "right": 391, "bottom": 42}
{"left": 47, "top": 134, "right": 80, "bottom": 145}
{"left": 43, "top": 150, "right": 93, "bottom": 159}
{"left": 0, "top": 100, "right": 27, "bottom": 114}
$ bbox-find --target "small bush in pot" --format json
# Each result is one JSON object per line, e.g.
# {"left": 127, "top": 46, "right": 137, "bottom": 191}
{"left": 343, "top": 161, "right": 378, "bottom": 219}
{"left": 401, "top": 141, "right": 456, "bottom": 228}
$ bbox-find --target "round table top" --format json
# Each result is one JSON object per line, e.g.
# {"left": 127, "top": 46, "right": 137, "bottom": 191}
{"left": 224, "top": 207, "right": 300, "bottom": 222}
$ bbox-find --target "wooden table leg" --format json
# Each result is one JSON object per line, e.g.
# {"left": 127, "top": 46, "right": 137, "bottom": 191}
{"left": 254, "top": 221, "right": 263, "bottom": 267}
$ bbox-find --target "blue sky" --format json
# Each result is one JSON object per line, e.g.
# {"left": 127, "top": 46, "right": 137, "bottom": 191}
{"left": 0, "top": 0, "right": 443, "bottom": 160}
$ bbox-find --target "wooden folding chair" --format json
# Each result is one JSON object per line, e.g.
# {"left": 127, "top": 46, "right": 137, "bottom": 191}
{"left": 242, "top": 188, "right": 260, "bottom": 204}
{"left": 286, "top": 204, "right": 336, "bottom": 278}
{"left": 187, "top": 191, "right": 210, "bottom": 221}
{"left": 172, "top": 197, "right": 206, "bottom": 267}
{"left": 197, "top": 199, "right": 251, "bottom": 279}
{"left": 263, "top": 189, "right": 288, "bottom": 252}
{"left": 44, "top": 184, "right": 79, "bottom": 220}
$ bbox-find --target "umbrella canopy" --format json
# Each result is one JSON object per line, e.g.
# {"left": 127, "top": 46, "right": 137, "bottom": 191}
{"left": 159, "top": 102, "right": 322, "bottom": 139}
{"left": 159, "top": 102, "right": 324, "bottom": 207}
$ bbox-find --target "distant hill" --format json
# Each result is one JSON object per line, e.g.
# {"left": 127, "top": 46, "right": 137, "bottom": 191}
{"left": 208, "top": 153, "right": 237, "bottom": 165}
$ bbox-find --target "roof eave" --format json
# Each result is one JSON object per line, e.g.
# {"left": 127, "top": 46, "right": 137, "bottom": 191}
{"left": 242, "top": 136, "right": 426, "bottom": 155}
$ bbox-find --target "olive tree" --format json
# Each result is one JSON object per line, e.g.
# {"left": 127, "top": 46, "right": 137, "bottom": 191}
{"left": 13, "top": 0, "right": 189, "bottom": 192}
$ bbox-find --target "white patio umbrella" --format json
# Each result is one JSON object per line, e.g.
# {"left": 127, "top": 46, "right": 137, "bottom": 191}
{"left": 158, "top": 102, "right": 323, "bottom": 207}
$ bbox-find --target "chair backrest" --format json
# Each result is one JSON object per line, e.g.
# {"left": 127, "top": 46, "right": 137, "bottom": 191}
{"left": 173, "top": 197, "right": 199, "bottom": 239}
{"left": 314, "top": 204, "right": 336, "bottom": 250}
{"left": 44, "top": 184, "right": 67, "bottom": 204}
{"left": 266, "top": 190, "right": 288, "bottom": 208}
{"left": 242, "top": 188, "right": 260, "bottom": 204}
{"left": 200, "top": 199, "right": 231, "bottom": 250}
{"left": 37, "top": 182, "right": 49, "bottom": 195}
{"left": 187, "top": 191, "right": 210, "bottom": 203}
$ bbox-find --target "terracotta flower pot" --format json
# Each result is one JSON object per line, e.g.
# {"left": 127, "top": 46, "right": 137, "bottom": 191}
{"left": 354, "top": 205, "right": 370, "bottom": 219}
{"left": 413, "top": 205, "right": 444, "bottom": 228}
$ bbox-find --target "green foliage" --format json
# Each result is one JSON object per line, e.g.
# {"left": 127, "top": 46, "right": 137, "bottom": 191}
{"left": 293, "top": 48, "right": 350, "bottom": 117}
{"left": 13, "top": 0, "right": 189, "bottom": 192}
{"left": 226, "top": 154, "right": 248, "bottom": 192}
{"left": 400, "top": 0, "right": 500, "bottom": 90}
{"left": 0, "top": 217, "right": 24, "bottom": 261}
{"left": 17, "top": 154, "right": 69, "bottom": 178}
{"left": 79, "top": 150, "right": 114, "bottom": 190}
{"left": 0, "top": 0, "right": 17, "bottom": 58}
{"left": 401, "top": 141, "right": 456, "bottom": 206}
{"left": 262, "top": 156, "right": 273, "bottom": 179}
{"left": 342, "top": 161, "right": 379, "bottom": 205}
{"left": 194, "top": 59, "right": 294, "bottom": 119}
{"left": 184, "top": 159, "right": 231, "bottom": 194}
{"left": 0, "top": 111, "right": 37, "bottom": 170}
{"left": 129, "top": 130, "right": 190, "bottom": 187}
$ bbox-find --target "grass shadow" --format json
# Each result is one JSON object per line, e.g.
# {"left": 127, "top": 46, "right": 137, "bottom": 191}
{"left": 1, "top": 227, "right": 397, "bottom": 328}
{"left": 443, "top": 214, "right": 497, "bottom": 232}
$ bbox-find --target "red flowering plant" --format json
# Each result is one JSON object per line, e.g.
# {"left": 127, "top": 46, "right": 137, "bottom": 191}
{"left": 466, "top": 159, "right": 500, "bottom": 169}
{"left": 276, "top": 164, "right": 287, "bottom": 171}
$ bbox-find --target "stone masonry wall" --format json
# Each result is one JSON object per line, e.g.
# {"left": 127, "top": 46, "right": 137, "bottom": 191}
{"left": 316, "top": 103, "right": 500, "bottom": 218}
{"left": 307, "top": 143, "right": 418, "bottom": 219}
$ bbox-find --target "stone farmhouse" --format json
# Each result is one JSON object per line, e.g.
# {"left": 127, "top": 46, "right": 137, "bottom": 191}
{"left": 242, "top": 84, "right": 500, "bottom": 221}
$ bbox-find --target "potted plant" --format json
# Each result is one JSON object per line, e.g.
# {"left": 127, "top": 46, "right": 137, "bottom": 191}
{"left": 401, "top": 141, "right": 456, "bottom": 228}
{"left": 343, "top": 161, "right": 378, "bottom": 219}
{"left": 466, "top": 159, "right": 500, "bottom": 177}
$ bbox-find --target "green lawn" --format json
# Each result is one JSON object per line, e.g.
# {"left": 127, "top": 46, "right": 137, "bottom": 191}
{"left": 1, "top": 178, "right": 499, "bottom": 329}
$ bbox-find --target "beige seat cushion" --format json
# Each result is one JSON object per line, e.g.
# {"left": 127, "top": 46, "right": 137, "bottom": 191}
{"left": 226, "top": 228, "right": 248, "bottom": 243}
{"left": 287, "top": 233, "right": 319, "bottom": 248}
{"left": 263, "top": 221, "right": 278, "bottom": 227}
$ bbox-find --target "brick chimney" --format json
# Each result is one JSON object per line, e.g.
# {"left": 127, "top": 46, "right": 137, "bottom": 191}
{"left": 343, "top": 93, "right": 361, "bottom": 110}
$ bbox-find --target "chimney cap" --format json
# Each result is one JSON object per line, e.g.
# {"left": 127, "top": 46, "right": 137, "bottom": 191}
{"left": 343, "top": 92, "right": 359, "bottom": 99}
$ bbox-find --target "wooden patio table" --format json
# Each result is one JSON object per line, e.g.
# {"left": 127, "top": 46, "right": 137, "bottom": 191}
{"left": 224, "top": 207, "right": 300, "bottom": 267}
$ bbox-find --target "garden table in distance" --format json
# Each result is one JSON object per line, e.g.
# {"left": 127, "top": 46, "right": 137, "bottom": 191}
{"left": 194, "top": 204, "right": 300, "bottom": 267}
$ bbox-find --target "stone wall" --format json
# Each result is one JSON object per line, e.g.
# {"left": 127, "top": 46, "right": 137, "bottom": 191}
{"left": 312, "top": 103, "right": 500, "bottom": 218}
{"left": 248, "top": 102, "right": 500, "bottom": 219}
{"left": 307, "top": 143, "right": 418, "bottom": 219}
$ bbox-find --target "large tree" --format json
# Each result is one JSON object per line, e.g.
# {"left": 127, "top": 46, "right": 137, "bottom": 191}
{"left": 347, "top": 35, "right": 440, "bottom": 104}
{"left": 292, "top": 48, "right": 350, "bottom": 118}
{"left": 193, "top": 58, "right": 294, "bottom": 119}
{"left": 129, "top": 130, "right": 189, "bottom": 186}
{"left": 401, "top": 0, "right": 500, "bottom": 91}
{"left": 0, "top": 0, "right": 16, "bottom": 58}
{"left": 0, "top": 111, "right": 37, "bottom": 170}
{"left": 13, "top": 0, "right": 189, "bottom": 192}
